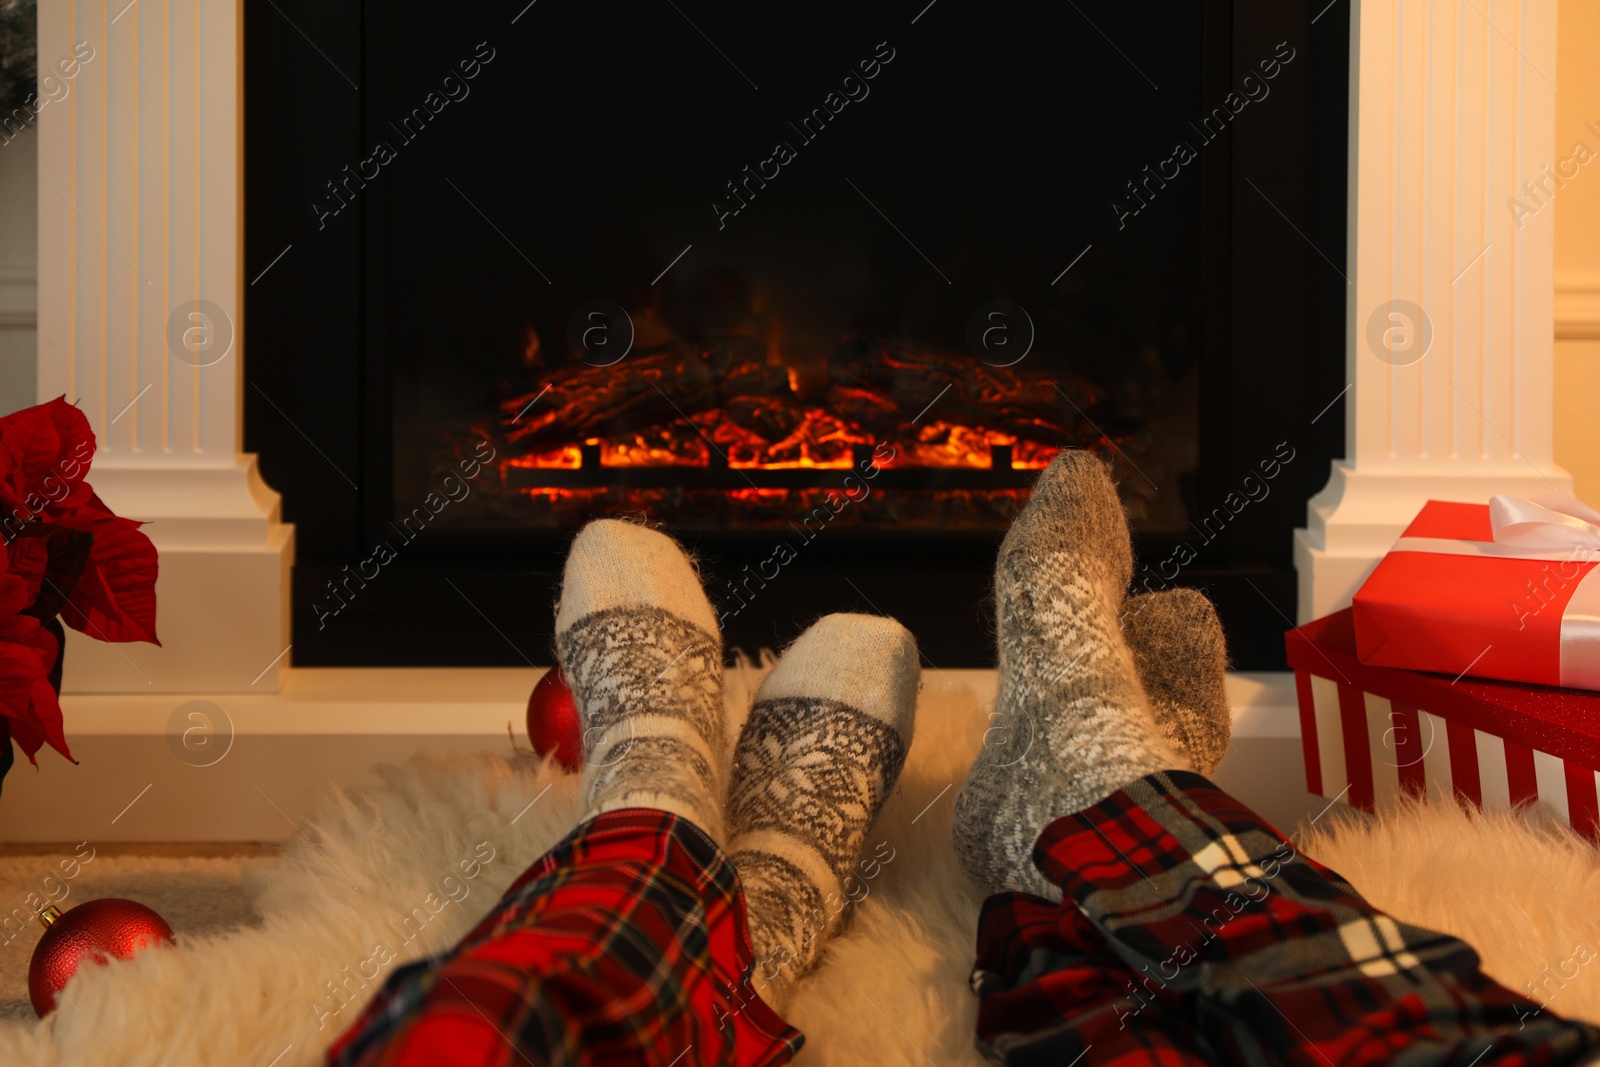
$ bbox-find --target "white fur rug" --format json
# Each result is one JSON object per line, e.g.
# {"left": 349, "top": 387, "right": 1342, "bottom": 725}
{"left": 1, "top": 664, "right": 1598, "bottom": 1066}
{"left": 0, "top": 849, "right": 270, "bottom": 1022}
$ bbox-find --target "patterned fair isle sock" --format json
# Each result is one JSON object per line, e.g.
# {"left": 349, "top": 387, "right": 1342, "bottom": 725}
{"left": 1122, "top": 588, "right": 1233, "bottom": 777}
{"left": 952, "top": 451, "right": 1182, "bottom": 898}
{"left": 727, "top": 613, "right": 919, "bottom": 1007}
{"left": 555, "top": 519, "right": 728, "bottom": 842}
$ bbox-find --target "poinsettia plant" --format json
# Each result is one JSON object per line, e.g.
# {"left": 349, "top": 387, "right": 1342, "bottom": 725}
{"left": 0, "top": 397, "right": 159, "bottom": 792}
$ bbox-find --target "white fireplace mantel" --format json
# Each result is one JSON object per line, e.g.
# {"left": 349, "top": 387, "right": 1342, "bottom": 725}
{"left": 35, "top": 0, "right": 1570, "bottom": 689}
{"left": 20, "top": 0, "right": 1573, "bottom": 839}
{"left": 1295, "top": 0, "right": 1570, "bottom": 618}
{"left": 36, "top": 0, "right": 293, "bottom": 693}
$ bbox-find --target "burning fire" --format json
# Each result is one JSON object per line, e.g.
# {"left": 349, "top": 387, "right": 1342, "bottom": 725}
{"left": 505, "top": 417, "right": 1059, "bottom": 474}
{"left": 496, "top": 329, "right": 1116, "bottom": 523}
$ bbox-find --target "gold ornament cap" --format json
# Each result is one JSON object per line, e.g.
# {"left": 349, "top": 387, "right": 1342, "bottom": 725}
{"left": 38, "top": 906, "right": 61, "bottom": 930}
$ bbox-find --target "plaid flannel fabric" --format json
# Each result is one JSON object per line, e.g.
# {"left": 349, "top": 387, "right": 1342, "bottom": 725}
{"left": 973, "top": 770, "right": 1600, "bottom": 1067}
{"left": 326, "top": 808, "right": 803, "bottom": 1067}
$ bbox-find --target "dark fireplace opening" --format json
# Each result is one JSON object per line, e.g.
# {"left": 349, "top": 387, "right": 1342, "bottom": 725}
{"left": 385, "top": 0, "right": 1208, "bottom": 539}
{"left": 244, "top": 0, "right": 1348, "bottom": 668}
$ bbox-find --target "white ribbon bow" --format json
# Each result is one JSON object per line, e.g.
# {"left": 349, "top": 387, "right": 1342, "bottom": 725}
{"left": 1490, "top": 492, "right": 1600, "bottom": 552}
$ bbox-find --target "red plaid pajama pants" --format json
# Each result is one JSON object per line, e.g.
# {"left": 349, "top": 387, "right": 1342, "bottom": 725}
{"left": 325, "top": 808, "right": 802, "bottom": 1067}
{"left": 328, "top": 774, "right": 1599, "bottom": 1066}
{"left": 973, "top": 770, "right": 1600, "bottom": 1066}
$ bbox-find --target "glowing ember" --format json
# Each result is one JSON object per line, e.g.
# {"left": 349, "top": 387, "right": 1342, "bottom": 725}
{"left": 486, "top": 330, "right": 1126, "bottom": 532}
{"left": 508, "top": 447, "right": 583, "bottom": 470}
{"left": 499, "top": 334, "right": 1107, "bottom": 478}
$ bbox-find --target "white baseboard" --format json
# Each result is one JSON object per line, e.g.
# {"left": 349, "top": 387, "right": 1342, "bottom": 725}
{"left": 0, "top": 669, "right": 1321, "bottom": 842}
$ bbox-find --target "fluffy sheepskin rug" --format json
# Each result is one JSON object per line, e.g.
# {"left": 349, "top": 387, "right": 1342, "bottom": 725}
{"left": 1, "top": 664, "right": 1598, "bottom": 1066}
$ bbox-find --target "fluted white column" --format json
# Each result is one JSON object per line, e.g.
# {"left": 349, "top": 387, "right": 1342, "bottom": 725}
{"left": 1296, "top": 0, "right": 1569, "bottom": 620}
{"left": 37, "top": 0, "right": 293, "bottom": 691}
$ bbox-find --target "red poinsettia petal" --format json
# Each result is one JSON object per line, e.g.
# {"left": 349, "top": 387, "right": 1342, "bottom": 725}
{"left": 0, "top": 396, "right": 96, "bottom": 480}
{"left": 16, "top": 612, "right": 49, "bottom": 649}
{"left": 0, "top": 545, "right": 39, "bottom": 620}
{"left": 1, "top": 538, "right": 46, "bottom": 613}
{"left": 37, "top": 398, "right": 97, "bottom": 511}
{"left": 0, "top": 409, "right": 56, "bottom": 515}
{"left": 2, "top": 699, "right": 44, "bottom": 762}
{"left": 58, "top": 511, "right": 160, "bottom": 645}
{"left": 0, "top": 610, "right": 60, "bottom": 679}
{"left": 0, "top": 631, "right": 70, "bottom": 765}
{"left": 0, "top": 398, "right": 97, "bottom": 518}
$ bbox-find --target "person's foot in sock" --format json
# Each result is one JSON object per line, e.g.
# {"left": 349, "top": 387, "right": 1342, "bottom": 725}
{"left": 952, "top": 451, "right": 1183, "bottom": 898}
{"left": 1122, "top": 588, "right": 1232, "bottom": 777}
{"left": 727, "top": 613, "right": 919, "bottom": 1007}
{"left": 555, "top": 519, "right": 728, "bottom": 841}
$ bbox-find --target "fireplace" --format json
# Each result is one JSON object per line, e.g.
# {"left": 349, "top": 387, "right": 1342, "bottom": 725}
{"left": 243, "top": 0, "right": 1349, "bottom": 668}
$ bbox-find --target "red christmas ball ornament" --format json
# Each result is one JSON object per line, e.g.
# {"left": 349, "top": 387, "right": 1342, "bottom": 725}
{"left": 29, "top": 898, "right": 175, "bottom": 1016}
{"left": 527, "top": 665, "right": 583, "bottom": 771}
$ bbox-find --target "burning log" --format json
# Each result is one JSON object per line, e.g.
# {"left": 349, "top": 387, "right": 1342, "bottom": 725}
{"left": 499, "top": 331, "right": 1123, "bottom": 464}
{"left": 501, "top": 338, "right": 788, "bottom": 451}
{"left": 827, "top": 335, "right": 1108, "bottom": 446}
{"left": 720, "top": 395, "right": 808, "bottom": 444}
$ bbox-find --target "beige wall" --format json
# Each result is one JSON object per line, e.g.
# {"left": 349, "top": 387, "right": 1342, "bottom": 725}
{"left": 1555, "top": 0, "right": 1600, "bottom": 502}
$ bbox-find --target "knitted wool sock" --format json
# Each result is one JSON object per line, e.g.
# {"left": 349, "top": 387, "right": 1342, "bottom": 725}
{"left": 952, "top": 451, "right": 1182, "bottom": 898}
{"left": 727, "top": 613, "right": 919, "bottom": 1006}
{"left": 1122, "top": 588, "right": 1233, "bottom": 776}
{"left": 554, "top": 519, "right": 728, "bottom": 842}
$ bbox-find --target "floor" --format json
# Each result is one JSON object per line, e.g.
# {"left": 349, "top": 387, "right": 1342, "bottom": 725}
{"left": 0, "top": 843, "right": 279, "bottom": 1021}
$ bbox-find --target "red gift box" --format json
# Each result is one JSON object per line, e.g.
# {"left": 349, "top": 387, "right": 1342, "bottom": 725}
{"left": 1352, "top": 495, "right": 1600, "bottom": 688}
{"left": 1286, "top": 610, "right": 1600, "bottom": 842}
